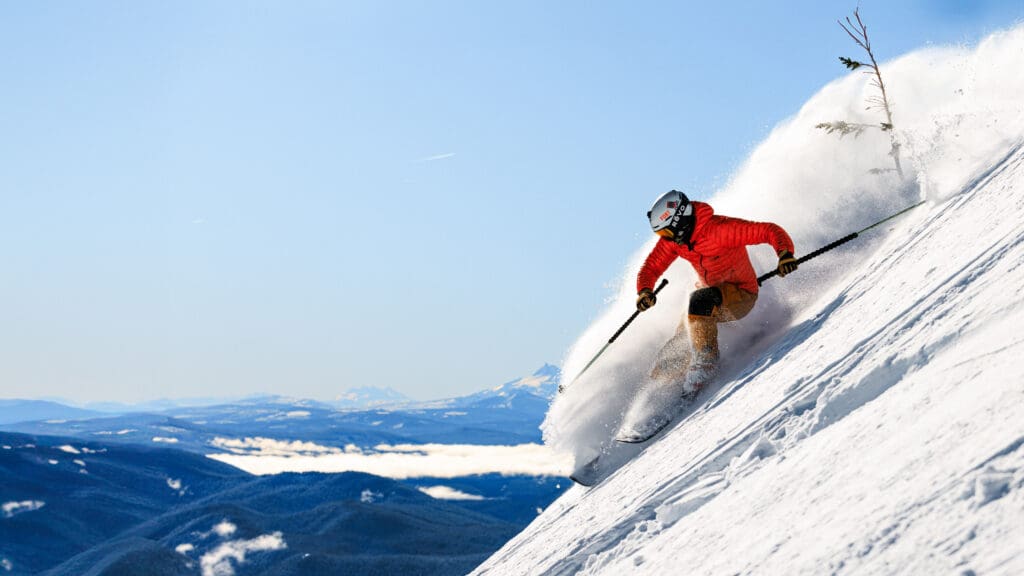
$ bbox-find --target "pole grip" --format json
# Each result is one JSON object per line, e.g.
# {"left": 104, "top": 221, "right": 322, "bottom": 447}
{"left": 757, "top": 232, "right": 859, "bottom": 286}
{"left": 607, "top": 278, "right": 669, "bottom": 344}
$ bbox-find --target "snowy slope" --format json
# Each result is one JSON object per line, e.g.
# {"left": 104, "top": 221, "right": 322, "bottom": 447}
{"left": 473, "top": 25, "right": 1024, "bottom": 576}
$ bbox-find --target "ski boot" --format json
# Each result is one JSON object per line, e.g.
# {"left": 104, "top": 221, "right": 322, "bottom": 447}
{"left": 683, "top": 350, "right": 719, "bottom": 399}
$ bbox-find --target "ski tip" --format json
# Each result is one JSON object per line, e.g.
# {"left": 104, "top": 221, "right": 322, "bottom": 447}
{"left": 615, "top": 419, "right": 672, "bottom": 444}
{"left": 570, "top": 475, "right": 595, "bottom": 487}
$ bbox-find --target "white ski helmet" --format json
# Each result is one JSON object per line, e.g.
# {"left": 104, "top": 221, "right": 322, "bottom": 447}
{"left": 647, "top": 190, "right": 694, "bottom": 243}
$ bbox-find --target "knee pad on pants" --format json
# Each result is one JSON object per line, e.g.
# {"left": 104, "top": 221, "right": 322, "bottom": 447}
{"left": 689, "top": 287, "right": 723, "bottom": 317}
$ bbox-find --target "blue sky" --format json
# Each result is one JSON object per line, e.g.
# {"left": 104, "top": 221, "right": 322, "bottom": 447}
{"left": 1, "top": 1, "right": 1022, "bottom": 402}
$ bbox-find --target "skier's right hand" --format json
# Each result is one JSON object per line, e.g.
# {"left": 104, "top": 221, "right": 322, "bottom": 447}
{"left": 637, "top": 288, "right": 657, "bottom": 312}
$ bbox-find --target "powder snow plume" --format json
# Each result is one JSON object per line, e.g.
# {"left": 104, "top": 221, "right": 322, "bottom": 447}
{"left": 544, "top": 24, "right": 1024, "bottom": 465}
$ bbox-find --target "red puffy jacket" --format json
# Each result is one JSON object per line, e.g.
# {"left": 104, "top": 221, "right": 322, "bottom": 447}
{"left": 637, "top": 202, "right": 794, "bottom": 294}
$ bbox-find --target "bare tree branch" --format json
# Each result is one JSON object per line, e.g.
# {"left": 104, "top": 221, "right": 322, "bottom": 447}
{"left": 820, "top": 7, "right": 904, "bottom": 178}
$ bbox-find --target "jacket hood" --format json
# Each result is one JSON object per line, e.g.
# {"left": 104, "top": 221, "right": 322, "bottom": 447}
{"left": 689, "top": 201, "right": 715, "bottom": 241}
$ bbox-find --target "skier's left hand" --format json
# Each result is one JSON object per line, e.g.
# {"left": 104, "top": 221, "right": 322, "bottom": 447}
{"left": 777, "top": 250, "right": 798, "bottom": 277}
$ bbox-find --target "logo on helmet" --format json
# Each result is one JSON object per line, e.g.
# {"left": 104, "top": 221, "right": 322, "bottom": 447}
{"left": 659, "top": 210, "right": 672, "bottom": 221}
{"left": 669, "top": 203, "right": 693, "bottom": 231}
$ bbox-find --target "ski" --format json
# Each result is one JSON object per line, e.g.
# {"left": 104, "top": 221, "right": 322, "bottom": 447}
{"left": 614, "top": 393, "right": 698, "bottom": 443}
{"left": 613, "top": 377, "right": 706, "bottom": 444}
{"left": 615, "top": 413, "right": 677, "bottom": 444}
{"left": 569, "top": 455, "right": 602, "bottom": 487}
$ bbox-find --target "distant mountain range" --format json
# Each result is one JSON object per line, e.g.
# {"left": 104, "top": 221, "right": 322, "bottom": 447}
{"left": 1, "top": 431, "right": 561, "bottom": 575}
{"left": 0, "top": 400, "right": 104, "bottom": 426}
{"left": 0, "top": 365, "right": 563, "bottom": 453}
{"left": 0, "top": 365, "right": 561, "bottom": 426}
{"left": 331, "top": 386, "right": 411, "bottom": 409}
{"left": 0, "top": 366, "right": 568, "bottom": 575}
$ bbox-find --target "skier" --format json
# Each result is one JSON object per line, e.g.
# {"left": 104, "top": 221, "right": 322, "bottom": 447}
{"left": 637, "top": 190, "right": 798, "bottom": 392}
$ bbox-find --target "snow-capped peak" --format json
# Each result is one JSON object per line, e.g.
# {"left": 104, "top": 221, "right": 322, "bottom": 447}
{"left": 332, "top": 387, "right": 411, "bottom": 410}
{"left": 488, "top": 365, "right": 562, "bottom": 398}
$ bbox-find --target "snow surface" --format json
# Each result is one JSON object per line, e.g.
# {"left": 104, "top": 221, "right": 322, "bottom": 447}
{"left": 1, "top": 500, "right": 45, "bottom": 519}
{"left": 418, "top": 485, "right": 487, "bottom": 501}
{"left": 475, "top": 24, "right": 1024, "bottom": 576}
{"left": 198, "top": 531, "right": 286, "bottom": 576}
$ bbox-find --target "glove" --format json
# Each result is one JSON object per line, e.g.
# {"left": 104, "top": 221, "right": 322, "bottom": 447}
{"left": 777, "top": 250, "right": 798, "bottom": 277}
{"left": 637, "top": 288, "right": 657, "bottom": 311}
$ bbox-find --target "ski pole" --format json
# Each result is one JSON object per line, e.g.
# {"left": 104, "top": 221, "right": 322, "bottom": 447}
{"left": 559, "top": 278, "right": 669, "bottom": 393}
{"left": 757, "top": 200, "right": 926, "bottom": 286}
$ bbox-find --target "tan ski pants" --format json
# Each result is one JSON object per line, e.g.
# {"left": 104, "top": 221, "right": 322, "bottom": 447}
{"left": 650, "top": 282, "right": 757, "bottom": 383}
